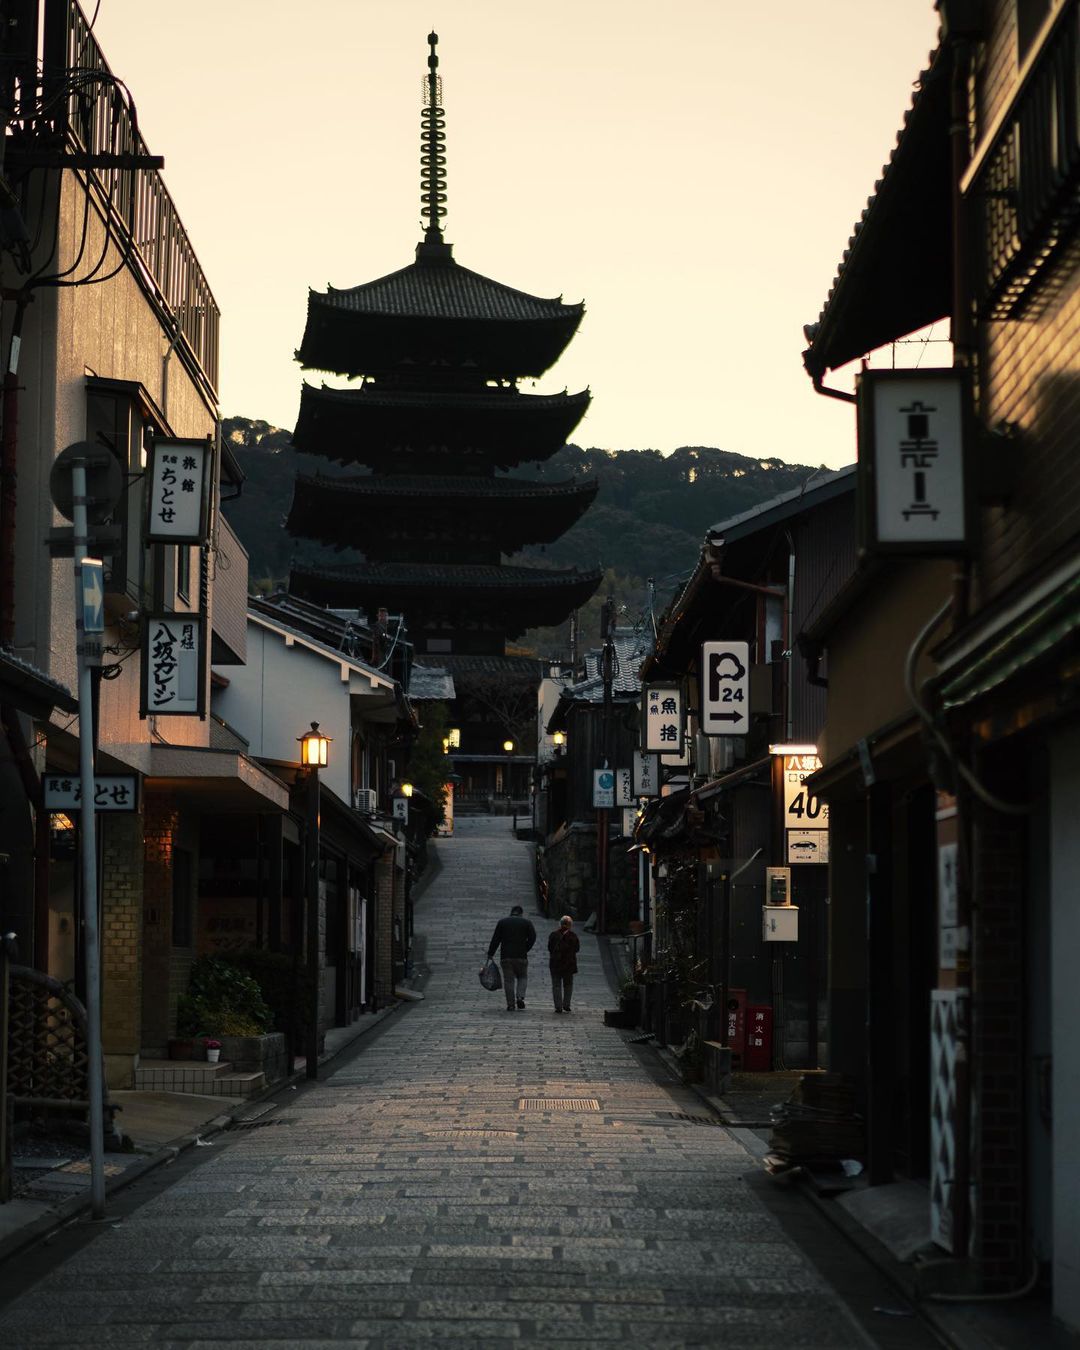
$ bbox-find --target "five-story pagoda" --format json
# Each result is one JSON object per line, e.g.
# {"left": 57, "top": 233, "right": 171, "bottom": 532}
{"left": 286, "top": 33, "right": 601, "bottom": 783}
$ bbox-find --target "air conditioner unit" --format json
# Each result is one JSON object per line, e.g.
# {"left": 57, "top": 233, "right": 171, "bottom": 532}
{"left": 353, "top": 788, "right": 377, "bottom": 815}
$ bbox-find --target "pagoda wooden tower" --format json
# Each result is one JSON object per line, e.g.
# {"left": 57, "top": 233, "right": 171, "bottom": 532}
{"left": 285, "top": 33, "right": 601, "bottom": 783}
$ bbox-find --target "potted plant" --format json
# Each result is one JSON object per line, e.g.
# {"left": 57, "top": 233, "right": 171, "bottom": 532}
{"left": 204, "top": 1038, "right": 222, "bottom": 1064}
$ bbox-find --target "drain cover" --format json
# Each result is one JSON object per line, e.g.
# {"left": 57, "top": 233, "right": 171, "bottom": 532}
{"left": 428, "top": 1129, "right": 520, "bottom": 1139}
{"left": 518, "top": 1098, "right": 600, "bottom": 1112}
{"left": 662, "top": 1111, "right": 722, "bottom": 1126}
{"left": 229, "top": 1117, "right": 291, "bottom": 1131}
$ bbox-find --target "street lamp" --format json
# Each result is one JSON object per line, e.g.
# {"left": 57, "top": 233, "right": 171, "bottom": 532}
{"left": 447, "top": 727, "right": 461, "bottom": 749}
{"left": 400, "top": 781, "right": 414, "bottom": 798}
{"left": 296, "top": 722, "right": 331, "bottom": 1079}
{"left": 552, "top": 730, "right": 566, "bottom": 753}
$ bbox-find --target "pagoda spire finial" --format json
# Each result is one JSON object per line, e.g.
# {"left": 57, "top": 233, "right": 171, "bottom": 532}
{"left": 420, "top": 30, "right": 448, "bottom": 244}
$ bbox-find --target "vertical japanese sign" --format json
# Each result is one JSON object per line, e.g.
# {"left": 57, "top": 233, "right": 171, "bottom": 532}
{"left": 615, "top": 767, "right": 635, "bottom": 807}
{"left": 782, "top": 753, "right": 828, "bottom": 864}
{"left": 642, "top": 682, "right": 684, "bottom": 755}
{"left": 141, "top": 614, "right": 204, "bottom": 716}
{"left": 633, "top": 750, "right": 659, "bottom": 797}
{"left": 701, "top": 641, "right": 750, "bottom": 735}
{"left": 858, "top": 369, "right": 968, "bottom": 554}
{"left": 146, "top": 438, "right": 210, "bottom": 543}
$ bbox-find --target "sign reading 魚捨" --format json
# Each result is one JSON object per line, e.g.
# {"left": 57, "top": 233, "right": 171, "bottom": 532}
{"left": 859, "top": 369, "right": 968, "bottom": 554}
{"left": 141, "top": 614, "right": 205, "bottom": 716}
{"left": 146, "top": 438, "right": 211, "bottom": 544}
{"left": 642, "top": 683, "right": 684, "bottom": 755}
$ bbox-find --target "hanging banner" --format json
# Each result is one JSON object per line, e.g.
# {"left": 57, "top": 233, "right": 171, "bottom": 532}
{"left": 633, "top": 750, "right": 660, "bottom": 797}
{"left": 146, "top": 438, "right": 211, "bottom": 544}
{"left": 141, "top": 613, "right": 205, "bottom": 717}
{"left": 641, "top": 682, "right": 684, "bottom": 754}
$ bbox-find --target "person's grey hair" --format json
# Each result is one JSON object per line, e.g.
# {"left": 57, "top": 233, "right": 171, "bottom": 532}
{"left": 560, "top": 915, "right": 573, "bottom": 927}
{"left": 510, "top": 905, "right": 523, "bottom": 915}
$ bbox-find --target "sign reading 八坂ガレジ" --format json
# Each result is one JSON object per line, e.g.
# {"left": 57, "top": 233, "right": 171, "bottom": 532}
{"left": 146, "top": 438, "right": 211, "bottom": 543}
{"left": 141, "top": 614, "right": 204, "bottom": 717}
{"left": 701, "top": 641, "right": 750, "bottom": 736}
{"left": 642, "top": 683, "right": 683, "bottom": 755}
{"left": 44, "top": 774, "right": 138, "bottom": 812}
{"left": 633, "top": 750, "right": 659, "bottom": 797}
{"left": 858, "top": 369, "right": 968, "bottom": 554}
{"left": 593, "top": 769, "right": 615, "bottom": 809}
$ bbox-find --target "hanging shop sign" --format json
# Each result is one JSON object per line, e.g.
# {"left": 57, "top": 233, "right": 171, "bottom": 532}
{"left": 700, "top": 640, "right": 750, "bottom": 736}
{"left": 141, "top": 613, "right": 205, "bottom": 717}
{"left": 146, "top": 437, "right": 211, "bottom": 544}
{"left": 857, "top": 368, "right": 971, "bottom": 557}
{"left": 641, "top": 681, "right": 684, "bottom": 755}
{"left": 592, "top": 768, "right": 615, "bottom": 808}
{"left": 621, "top": 806, "right": 638, "bottom": 837}
{"left": 782, "top": 753, "right": 828, "bottom": 862}
{"left": 44, "top": 773, "right": 139, "bottom": 813}
{"left": 633, "top": 750, "right": 660, "bottom": 797}
{"left": 616, "top": 767, "right": 636, "bottom": 807}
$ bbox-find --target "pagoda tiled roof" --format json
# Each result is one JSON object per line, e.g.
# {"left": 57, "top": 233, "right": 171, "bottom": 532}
{"left": 415, "top": 653, "right": 544, "bottom": 679}
{"left": 294, "top": 383, "right": 590, "bottom": 468}
{"left": 310, "top": 254, "right": 582, "bottom": 324}
{"left": 291, "top": 473, "right": 596, "bottom": 502}
{"left": 292, "top": 560, "right": 601, "bottom": 590}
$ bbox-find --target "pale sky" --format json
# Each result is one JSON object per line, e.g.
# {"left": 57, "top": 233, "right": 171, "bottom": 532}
{"left": 93, "top": 1, "right": 942, "bottom": 469}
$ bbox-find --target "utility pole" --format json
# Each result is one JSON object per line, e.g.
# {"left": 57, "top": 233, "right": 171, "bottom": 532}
{"left": 598, "top": 596, "right": 616, "bottom": 933}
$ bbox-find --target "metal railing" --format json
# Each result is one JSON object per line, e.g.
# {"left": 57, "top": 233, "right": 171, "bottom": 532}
{"left": 50, "top": 1, "right": 220, "bottom": 390}
{"left": 970, "top": 1, "right": 1080, "bottom": 318}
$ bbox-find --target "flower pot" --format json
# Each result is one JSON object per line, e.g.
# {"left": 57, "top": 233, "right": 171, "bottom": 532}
{"left": 206, "top": 1047, "right": 221, "bottom": 1063}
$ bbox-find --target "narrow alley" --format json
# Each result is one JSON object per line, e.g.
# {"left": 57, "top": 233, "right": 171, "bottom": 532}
{"left": 0, "top": 820, "right": 936, "bottom": 1348}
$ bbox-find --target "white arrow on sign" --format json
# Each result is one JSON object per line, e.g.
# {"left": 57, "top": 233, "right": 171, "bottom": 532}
{"left": 80, "top": 559, "right": 105, "bottom": 634}
{"left": 701, "top": 640, "right": 750, "bottom": 735}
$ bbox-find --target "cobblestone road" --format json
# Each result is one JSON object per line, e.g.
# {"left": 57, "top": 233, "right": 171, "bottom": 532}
{"left": 0, "top": 819, "right": 891, "bottom": 1348}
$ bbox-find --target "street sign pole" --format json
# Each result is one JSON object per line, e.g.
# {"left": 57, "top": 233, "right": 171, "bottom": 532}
{"left": 71, "top": 458, "right": 107, "bottom": 1220}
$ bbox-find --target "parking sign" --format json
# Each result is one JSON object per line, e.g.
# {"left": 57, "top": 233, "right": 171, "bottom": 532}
{"left": 701, "top": 641, "right": 750, "bottom": 735}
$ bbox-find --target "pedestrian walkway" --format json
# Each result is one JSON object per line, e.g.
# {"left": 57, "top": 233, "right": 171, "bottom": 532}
{"left": 0, "top": 818, "right": 913, "bottom": 1347}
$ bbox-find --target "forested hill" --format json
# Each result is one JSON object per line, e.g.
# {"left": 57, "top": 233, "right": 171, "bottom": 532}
{"left": 221, "top": 416, "right": 820, "bottom": 593}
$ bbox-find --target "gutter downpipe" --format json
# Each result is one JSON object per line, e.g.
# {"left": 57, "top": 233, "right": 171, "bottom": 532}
{"left": 811, "top": 374, "right": 857, "bottom": 406}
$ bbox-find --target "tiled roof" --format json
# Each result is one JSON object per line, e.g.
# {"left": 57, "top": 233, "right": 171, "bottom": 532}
{"left": 0, "top": 647, "right": 77, "bottom": 714}
{"left": 707, "top": 465, "right": 855, "bottom": 542}
{"left": 407, "top": 664, "right": 456, "bottom": 701}
{"left": 301, "top": 383, "right": 590, "bottom": 415}
{"left": 416, "top": 653, "right": 545, "bottom": 678}
{"left": 311, "top": 254, "right": 583, "bottom": 324}
{"left": 568, "top": 631, "right": 651, "bottom": 703}
{"left": 291, "top": 561, "right": 603, "bottom": 591}
{"left": 292, "top": 473, "right": 597, "bottom": 502}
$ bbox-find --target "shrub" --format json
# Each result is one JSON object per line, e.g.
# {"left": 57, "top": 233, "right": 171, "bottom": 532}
{"left": 220, "top": 948, "right": 312, "bottom": 1037}
{"left": 181, "top": 956, "right": 272, "bottom": 1037}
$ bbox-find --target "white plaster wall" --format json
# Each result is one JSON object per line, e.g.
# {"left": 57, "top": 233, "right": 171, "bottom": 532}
{"left": 215, "top": 625, "right": 353, "bottom": 803}
{"left": 1050, "top": 726, "right": 1080, "bottom": 1332}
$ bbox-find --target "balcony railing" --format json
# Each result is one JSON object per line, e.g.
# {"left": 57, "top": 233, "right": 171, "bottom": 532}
{"left": 44, "top": 0, "right": 220, "bottom": 391}
{"left": 969, "top": 0, "right": 1080, "bottom": 319}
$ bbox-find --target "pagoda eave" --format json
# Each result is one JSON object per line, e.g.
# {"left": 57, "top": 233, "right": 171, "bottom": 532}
{"left": 293, "top": 384, "right": 590, "bottom": 465}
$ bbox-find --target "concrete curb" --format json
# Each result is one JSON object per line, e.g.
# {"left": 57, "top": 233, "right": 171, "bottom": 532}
{"left": 0, "top": 999, "right": 404, "bottom": 1269}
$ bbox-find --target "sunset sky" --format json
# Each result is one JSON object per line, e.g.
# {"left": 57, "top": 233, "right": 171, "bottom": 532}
{"left": 92, "top": 1, "right": 943, "bottom": 470}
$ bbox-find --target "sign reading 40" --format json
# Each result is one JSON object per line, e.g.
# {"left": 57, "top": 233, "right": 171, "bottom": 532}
{"left": 782, "top": 754, "right": 829, "bottom": 827}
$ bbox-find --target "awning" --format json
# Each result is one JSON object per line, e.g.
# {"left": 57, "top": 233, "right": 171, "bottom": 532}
{"left": 802, "top": 45, "right": 952, "bottom": 380}
{"left": 146, "top": 746, "right": 289, "bottom": 813}
{"left": 937, "top": 571, "right": 1080, "bottom": 712}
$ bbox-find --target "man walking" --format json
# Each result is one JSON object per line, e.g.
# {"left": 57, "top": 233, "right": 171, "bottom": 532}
{"left": 548, "top": 914, "right": 580, "bottom": 1014}
{"left": 487, "top": 904, "right": 536, "bottom": 1011}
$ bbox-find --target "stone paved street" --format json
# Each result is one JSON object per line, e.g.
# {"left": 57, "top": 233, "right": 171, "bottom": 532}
{"left": 0, "top": 819, "right": 922, "bottom": 1348}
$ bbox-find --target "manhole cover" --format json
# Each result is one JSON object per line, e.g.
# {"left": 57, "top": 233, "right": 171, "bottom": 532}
{"left": 518, "top": 1098, "right": 600, "bottom": 1112}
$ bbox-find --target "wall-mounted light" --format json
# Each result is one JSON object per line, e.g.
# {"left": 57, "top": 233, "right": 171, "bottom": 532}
{"left": 297, "top": 721, "right": 332, "bottom": 767}
{"left": 400, "top": 781, "right": 414, "bottom": 798}
{"left": 768, "top": 743, "right": 817, "bottom": 757}
{"left": 552, "top": 730, "right": 566, "bottom": 748}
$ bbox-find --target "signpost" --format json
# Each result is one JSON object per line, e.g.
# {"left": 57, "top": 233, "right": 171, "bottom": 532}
{"left": 701, "top": 641, "right": 750, "bottom": 736}
{"left": 592, "top": 768, "right": 615, "bottom": 808}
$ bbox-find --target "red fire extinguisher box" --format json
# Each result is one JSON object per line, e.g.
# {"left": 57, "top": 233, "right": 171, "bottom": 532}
{"left": 744, "top": 1005, "right": 773, "bottom": 1072}
{"left": 726, "top": 988, "right": 747, "bottom": 1064}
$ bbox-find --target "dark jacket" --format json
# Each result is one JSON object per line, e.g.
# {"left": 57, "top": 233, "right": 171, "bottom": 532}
{"left": 548, "top": 927, "right": 580, "bottom": 975}
{"left": 488, "top": 914, "right": 536, "bottom": 961}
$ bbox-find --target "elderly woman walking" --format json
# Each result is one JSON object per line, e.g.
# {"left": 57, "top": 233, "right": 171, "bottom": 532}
{"left": 548, "top": 914, "right": 580, "bottom": 1014}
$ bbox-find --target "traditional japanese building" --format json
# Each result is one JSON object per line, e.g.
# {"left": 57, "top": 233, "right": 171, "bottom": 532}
{"left": 285, "top": 32, "right": 601, "bottom": 795}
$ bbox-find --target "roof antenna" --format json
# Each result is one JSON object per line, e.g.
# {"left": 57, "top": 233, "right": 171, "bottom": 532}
{"left": 420, "top": 31, "right": 448, "bottom": 245}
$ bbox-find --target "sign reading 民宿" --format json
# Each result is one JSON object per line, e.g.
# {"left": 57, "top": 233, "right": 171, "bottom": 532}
{"left": 642, "top": 682, "right": 684, "bottom": 755}
{"left": 141, "top": 614, "right": 205, "bottom": 717}
{"left": 701, "top": 641, "right": 750, "bottom": 736}
{"left": 44, "top": 773, "right": 138, "bottom": 812}
{"left": 858, "top": 369, "right": 969, "bottom": 555}
{"left": 633, "top": 750, "right": 660, "bottom": 797}
{"left": 593, "top": 768, "right": 615, "bottom": 809}
{"left": 146, "top": 438, "right": 211, "bottom": 543}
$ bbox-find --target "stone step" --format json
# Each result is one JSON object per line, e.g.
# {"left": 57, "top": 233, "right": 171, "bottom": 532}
{"left": 134, "top": 1060, "right": 266, "bottom": 1097}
